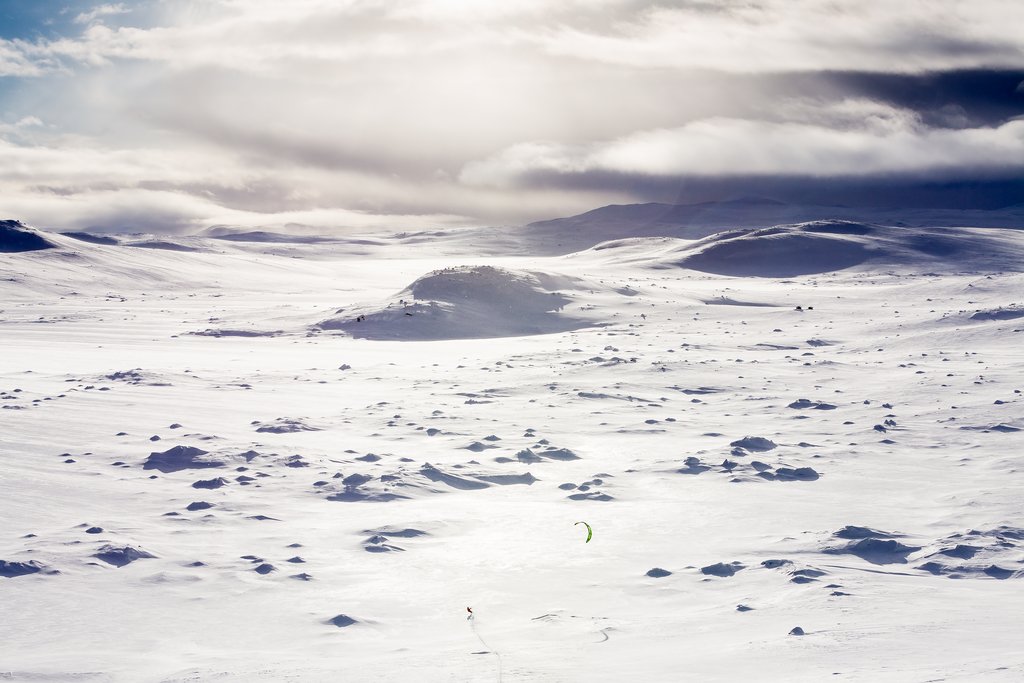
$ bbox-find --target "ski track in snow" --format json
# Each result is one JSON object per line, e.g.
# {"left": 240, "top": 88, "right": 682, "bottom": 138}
{"left": 2, "top": 220, "right": 1024, "bottom": 681}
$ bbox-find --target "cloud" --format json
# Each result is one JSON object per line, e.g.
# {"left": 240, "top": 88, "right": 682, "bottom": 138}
{"left": 4, "top": 1, "right": 1024, "bottom": 77}
{"left": 74, "top": 4, "right": 131, "bottom": 26}
{"left": 0, "top": 40, "right": 61, "bottom": 77}
{"left": 0, "top": 130, "right": 603, "bottom": 231}
{"left": 460, "top": 105, "right": 1024, "bottom": 186}
{"left": 0, "top": 1, "right": 1022, "bottom": 231}
{"left": 0, "top": 129, "right": 482, "bottom": 233}
{"left": 0, "top": 115, "right": 43, "bottom": 134}
{"left": 530, "top": 1, "right": 1024, "bottom": 73}
{"left": 2, "top": 185, "right": 468, "bottom": 235}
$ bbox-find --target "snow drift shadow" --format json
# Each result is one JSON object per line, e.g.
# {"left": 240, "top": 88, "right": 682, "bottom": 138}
{"left": 1, "top": 220, "right": 57, "bottom": 253}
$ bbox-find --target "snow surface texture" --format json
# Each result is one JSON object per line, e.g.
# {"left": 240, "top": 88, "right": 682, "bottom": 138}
{"left": 2, "top": 213, "right": 1024, "bottom": 681}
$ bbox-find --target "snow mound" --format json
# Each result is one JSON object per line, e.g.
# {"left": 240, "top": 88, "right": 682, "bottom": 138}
{"left": 970, "top": 307, "right": 1024, "bottom": 321}
{"left": 915, "top": 527, "right": 1024, "bottom": 580}
{"left": 0, "top": 220, "right": 57, "bottom": 253}
{"left": 317, "top": 265, "right": 602, "bottom": 340}
{"left": 670, "top": 224, "right": 873, "bottom": 276}
{"left": 659, "top": 222, "right": 1024, "bottom": 277}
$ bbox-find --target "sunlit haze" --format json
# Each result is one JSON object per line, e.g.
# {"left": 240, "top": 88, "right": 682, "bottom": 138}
{"left": 1, "top": 0, "right": 1023, "bottom": 232}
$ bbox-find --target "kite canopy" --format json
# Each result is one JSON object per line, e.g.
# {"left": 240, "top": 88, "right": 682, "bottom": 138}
{"left": 575, "top": 521, "right": 593, "bottom": 543}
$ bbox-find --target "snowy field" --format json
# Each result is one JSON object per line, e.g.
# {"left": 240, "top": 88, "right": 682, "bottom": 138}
{"left": 2, "top": 217, "right": 1024, "bottom": 682}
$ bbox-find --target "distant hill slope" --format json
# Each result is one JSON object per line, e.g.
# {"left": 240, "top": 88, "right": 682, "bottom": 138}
{"left": 485, "top": 199, "right": 1024, "bottom": 256}
{"left": 0, "top": 220, "right": 57, "bottom": 253}
{"left": 61, "top": 231, "right": 120, "bottom": 245}
{"left": 208, "top": 231, "right": 340, "bottom": 244}
{"left": 591, "top": 221, "right": 1024, "bottom": 277}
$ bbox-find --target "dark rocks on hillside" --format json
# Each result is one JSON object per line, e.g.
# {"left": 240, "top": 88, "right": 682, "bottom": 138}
{"left": 192, "top": 477, "right": 229, "bottom": 489}
{"left": 143, "top": 445, "right": 224, "bottom": 473}
{"left": 729, "top": 436, "right": 777, "bottom": 452}
{"left": 93, "top": 545, "right": 156, "bottom": 567}
{"left": 700, "top": 561, "right": 745, "bottom": 577}
{"left": 834, "top": 525, "right": 896, "bottom": 540}
{"left": 0, "top": 559, "right": 49, "bottom": 578}
{"left": 825, "top": 538, "right": 921, "bottom": 565}
{"left": 328, "top": 614, "right": 358, "bottom": 627}
{"left": 774, "top": 467, "right": 820, "bottom": 481}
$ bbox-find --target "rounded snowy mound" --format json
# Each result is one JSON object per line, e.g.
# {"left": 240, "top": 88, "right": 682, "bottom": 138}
{"left": 317, "top": 265, "right": 599, "bottom": 340}
{"left": 660, "top": 221, "right": 1024, "bottom": 277}
{"left": 678, "top": 227, "right": 871, "bottom": 277}
{"left": 0, "top": 220, "right": 57, "bottom": 253}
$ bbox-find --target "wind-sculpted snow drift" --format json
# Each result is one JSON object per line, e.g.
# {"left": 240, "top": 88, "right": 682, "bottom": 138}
{"left": 653, "top": 222, "right": 1024, "bottom": 277}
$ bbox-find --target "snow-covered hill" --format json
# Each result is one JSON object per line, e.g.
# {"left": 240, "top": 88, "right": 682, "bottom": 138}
{"left": 479, "top": 199, "right": 1024, "bottom": 255}
{"left": 647, "top": 221, "right": 1024, "bottom": 277}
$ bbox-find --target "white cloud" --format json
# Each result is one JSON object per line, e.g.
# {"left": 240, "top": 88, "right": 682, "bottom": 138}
{"left": 2, "top": 185, "right": 468, "bottom": 235}
{"left": 0, "top": 41, "right": 61, "bottom": 77}
{"left": 0, "top": 1, "right": 1022, "bottom": 230}
{"left": 533, "top": 0, "right": 1024, "bottom": 73}
{"left": 460, "top": 113, "right": 1024, "bottom": 186}
{"left": 0, "top": 132, "right": 605, "bottom": 232}
{"left": 5, "top": 1, "right": 1024, "bottom": 77}
{"left": 73, "top": 3, "right": 131, "bottom": 26}
{"left": 0, "top": 116, "right": 44, "bottom": 142}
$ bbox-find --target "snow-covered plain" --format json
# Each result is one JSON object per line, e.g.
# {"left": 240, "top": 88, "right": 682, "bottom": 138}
{"left": 2, "top": 212, "right": 1024, "bottom": 682}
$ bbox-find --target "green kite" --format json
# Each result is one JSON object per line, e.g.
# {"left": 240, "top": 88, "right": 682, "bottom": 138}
{"left": 575, "top": 521, "right": 593, "bottom": 543}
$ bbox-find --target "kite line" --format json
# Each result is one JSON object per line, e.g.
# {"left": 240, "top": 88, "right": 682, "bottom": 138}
{"left": 467, "top": 607, "right": 503, "bottom": 682}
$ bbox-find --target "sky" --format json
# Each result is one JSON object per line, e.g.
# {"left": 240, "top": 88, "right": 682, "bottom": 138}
{"left": 1, "top": 0, "right": 1023, "bottom": 234}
